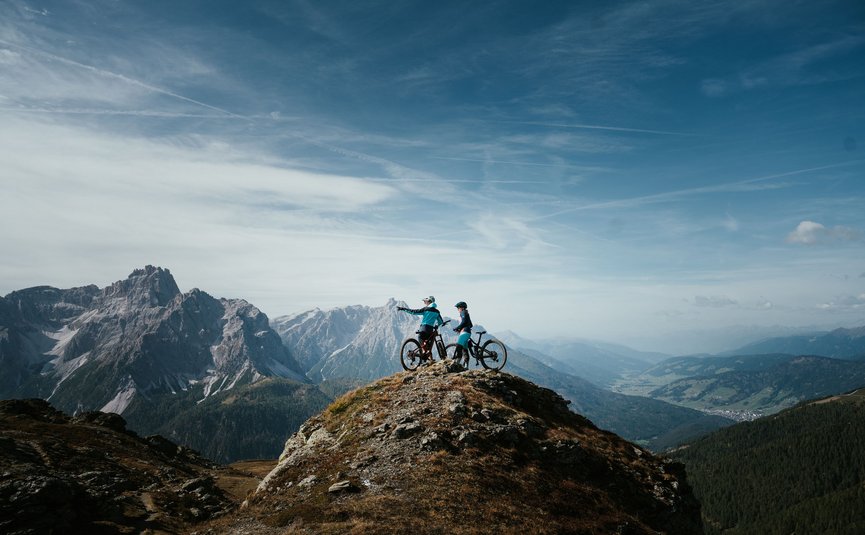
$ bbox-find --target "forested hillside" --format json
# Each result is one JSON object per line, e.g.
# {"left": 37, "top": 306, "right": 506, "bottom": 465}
{"left": 670, "top": 389, "right": 865, "bottom": 534}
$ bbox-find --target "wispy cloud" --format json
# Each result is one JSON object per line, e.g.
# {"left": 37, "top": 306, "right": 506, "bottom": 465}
{"left": 786, "top": 220, "right": 861, "bottom": 245}
{"left": 702, "top": 34, "right": 865, "bottom": 97}
{"left": 817, "top": 294, "right": 865, "bottom": 311}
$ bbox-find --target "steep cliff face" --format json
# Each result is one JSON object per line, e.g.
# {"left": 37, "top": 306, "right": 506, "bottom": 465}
{"left": 1, "top": 266, "right": 307, "bottom": 415}
{"left": 229, "top": 361, "right": 703, "bottom": 534}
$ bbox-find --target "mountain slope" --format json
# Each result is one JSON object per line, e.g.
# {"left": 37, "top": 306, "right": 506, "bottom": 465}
{"left": 670, "top": 388, "right": 865, "bottom": 534}
{"left": 222, "top": 361, "right": 703, "bottom": 534}
{"left": 123, "top": 377, "right": 332, "bottom": 463}
{"left": 0, "top": 398, "right": 237, "bottom": 534}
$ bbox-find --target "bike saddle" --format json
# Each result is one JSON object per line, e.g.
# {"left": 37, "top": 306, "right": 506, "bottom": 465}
{"left": 477, "top": 330, "right": 487, "bottom": 335}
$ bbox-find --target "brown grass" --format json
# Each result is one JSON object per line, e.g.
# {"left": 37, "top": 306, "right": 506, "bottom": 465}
{"left": 214, "top": 459, "right": 277, "bottom": 500}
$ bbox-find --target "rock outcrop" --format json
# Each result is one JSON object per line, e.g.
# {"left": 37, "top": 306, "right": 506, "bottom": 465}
{"left": 229, "top": 361, "right": 703, "bottom": 534}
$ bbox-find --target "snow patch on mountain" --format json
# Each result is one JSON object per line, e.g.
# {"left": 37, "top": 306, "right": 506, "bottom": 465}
{"left": 101, "top": 377, "right": 137, "bottom": 414}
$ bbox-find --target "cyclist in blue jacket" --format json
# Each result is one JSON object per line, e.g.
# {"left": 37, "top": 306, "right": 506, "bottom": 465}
{"left": 452, "top": 301, "right": 473, "bottom": 362}
{"left": 397, "top": 296, "right": 443, "bottom": 355}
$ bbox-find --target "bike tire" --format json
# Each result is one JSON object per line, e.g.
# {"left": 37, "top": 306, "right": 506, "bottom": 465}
{"left": 400, "top": 338, "right": 424, "bottom": 371}
{"left": 479, "top": 339, "right": 507, "bottom": 370}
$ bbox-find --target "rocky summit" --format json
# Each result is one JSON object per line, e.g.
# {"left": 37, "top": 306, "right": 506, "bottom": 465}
{"left": 0, "top": 398, "right": 246, "bottom": 534}
{"left": 0, "top": 266, "right": 317, "bottom": 462}
{"left": 216, "top": 361, "right": 703, "bottom": 534}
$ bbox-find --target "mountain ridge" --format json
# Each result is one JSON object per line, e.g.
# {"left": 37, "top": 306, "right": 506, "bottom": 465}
{"left": 721, "top": 326, "right": 865, "bottom": 359}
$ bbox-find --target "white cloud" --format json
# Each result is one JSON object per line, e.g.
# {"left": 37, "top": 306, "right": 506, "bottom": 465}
{"left": 786, "top": 220, "right": 861, "bottom": 245}
{"left": 693, "top": 295, "right": 738, "bottom": 308}
{"left": 0, "top": 117, "right": 396, "bottom": 213}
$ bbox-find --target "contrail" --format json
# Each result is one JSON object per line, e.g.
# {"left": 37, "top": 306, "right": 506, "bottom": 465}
{"left": 492, "top": 120, "right": 698, "bottom": 137}
{"left": 0, "top": 39, "right": 243, "bottom": 119}
{"left": 429, "top": 156, "right": 597, "bottom": 169}
{"left": 529, "top": 160, "right": 865, "bottom": 221}
{"left": 0, "top": 107, "right": 237, "bottom": 119}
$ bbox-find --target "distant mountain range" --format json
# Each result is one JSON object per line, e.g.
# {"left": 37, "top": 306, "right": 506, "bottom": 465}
{"left": 671, "top": 388, "right": 865, "bottom": 534}
{"left": 721, "top": 326, "right": 865, "bottom": 359}
{"left": 496, "top": 330, "right": 668, "bottom": 387}
{"left": 8, "top": 265, "right": 861, "bottom": 460}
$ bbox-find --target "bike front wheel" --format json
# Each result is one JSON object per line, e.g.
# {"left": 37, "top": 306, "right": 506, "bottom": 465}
{"left": 479, "top": 339, "right": 507, "bottom": 370}
{"left": 400, "top": 338, "right": 424, "bottom": 371}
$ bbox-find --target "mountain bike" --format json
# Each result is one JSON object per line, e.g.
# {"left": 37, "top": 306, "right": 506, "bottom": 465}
{"left": 400, "top": 320, "right": 451, "bottom": 371}
{"left": 445, "top": 330, "right": 507, "bottom": 371}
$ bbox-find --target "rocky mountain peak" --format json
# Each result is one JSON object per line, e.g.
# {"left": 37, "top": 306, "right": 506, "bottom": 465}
{"left": 103, "top": 265, "right": 180, "bottom": 308}
{"left": 235, "top": 361, "right": 703, "bottom": 534}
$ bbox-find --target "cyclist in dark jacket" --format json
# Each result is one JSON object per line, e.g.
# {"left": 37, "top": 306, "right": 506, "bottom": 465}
{"left": 397, "top": 296, "right": 443, "bottom": 354}
{"left": 453, "top": 301, "right": 472, "bottom": 361}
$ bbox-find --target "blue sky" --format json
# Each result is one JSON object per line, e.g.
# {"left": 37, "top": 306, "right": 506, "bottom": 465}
{"left": 1, "top": 0, "right": 863, "bottom": 353}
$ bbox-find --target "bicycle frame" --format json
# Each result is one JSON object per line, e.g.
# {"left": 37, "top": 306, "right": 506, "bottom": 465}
{"left": 450, "top": 329, "right": 507, "bottom": 371}
{"left": 453, "top": 332, "right": 483, "bottom": 363}
{"left": 422, "top": 324, "right": 448, "bottom": 360}
{"left": 400, "top": 320, "right": 451, "bottom": 372}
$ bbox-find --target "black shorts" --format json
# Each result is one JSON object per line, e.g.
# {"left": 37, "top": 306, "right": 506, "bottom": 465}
{"left": 417, "top": 324, "right": 434, "bottom": 341}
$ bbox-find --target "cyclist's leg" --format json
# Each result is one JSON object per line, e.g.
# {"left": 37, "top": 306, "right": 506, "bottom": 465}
{"left": 457, "top": 331, "right": 471, "bottom": 364}
{"left": 418, "top": 326, "right": 434, "bottom": 359}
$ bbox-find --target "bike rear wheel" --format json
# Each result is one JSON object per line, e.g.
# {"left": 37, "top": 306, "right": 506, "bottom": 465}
{"left": 479, "top": 339, "right": 507, "bottom": 370}
{"left": 400, "top": 338, "right": 424, "bottom": 371}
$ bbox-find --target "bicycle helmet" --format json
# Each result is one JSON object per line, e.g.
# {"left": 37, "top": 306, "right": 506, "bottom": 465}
{"left": 455, "top": 301, "right": 467, "bottom": 309}
{"left": 423, "top": 295, "right": 435, "bottom": 303}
